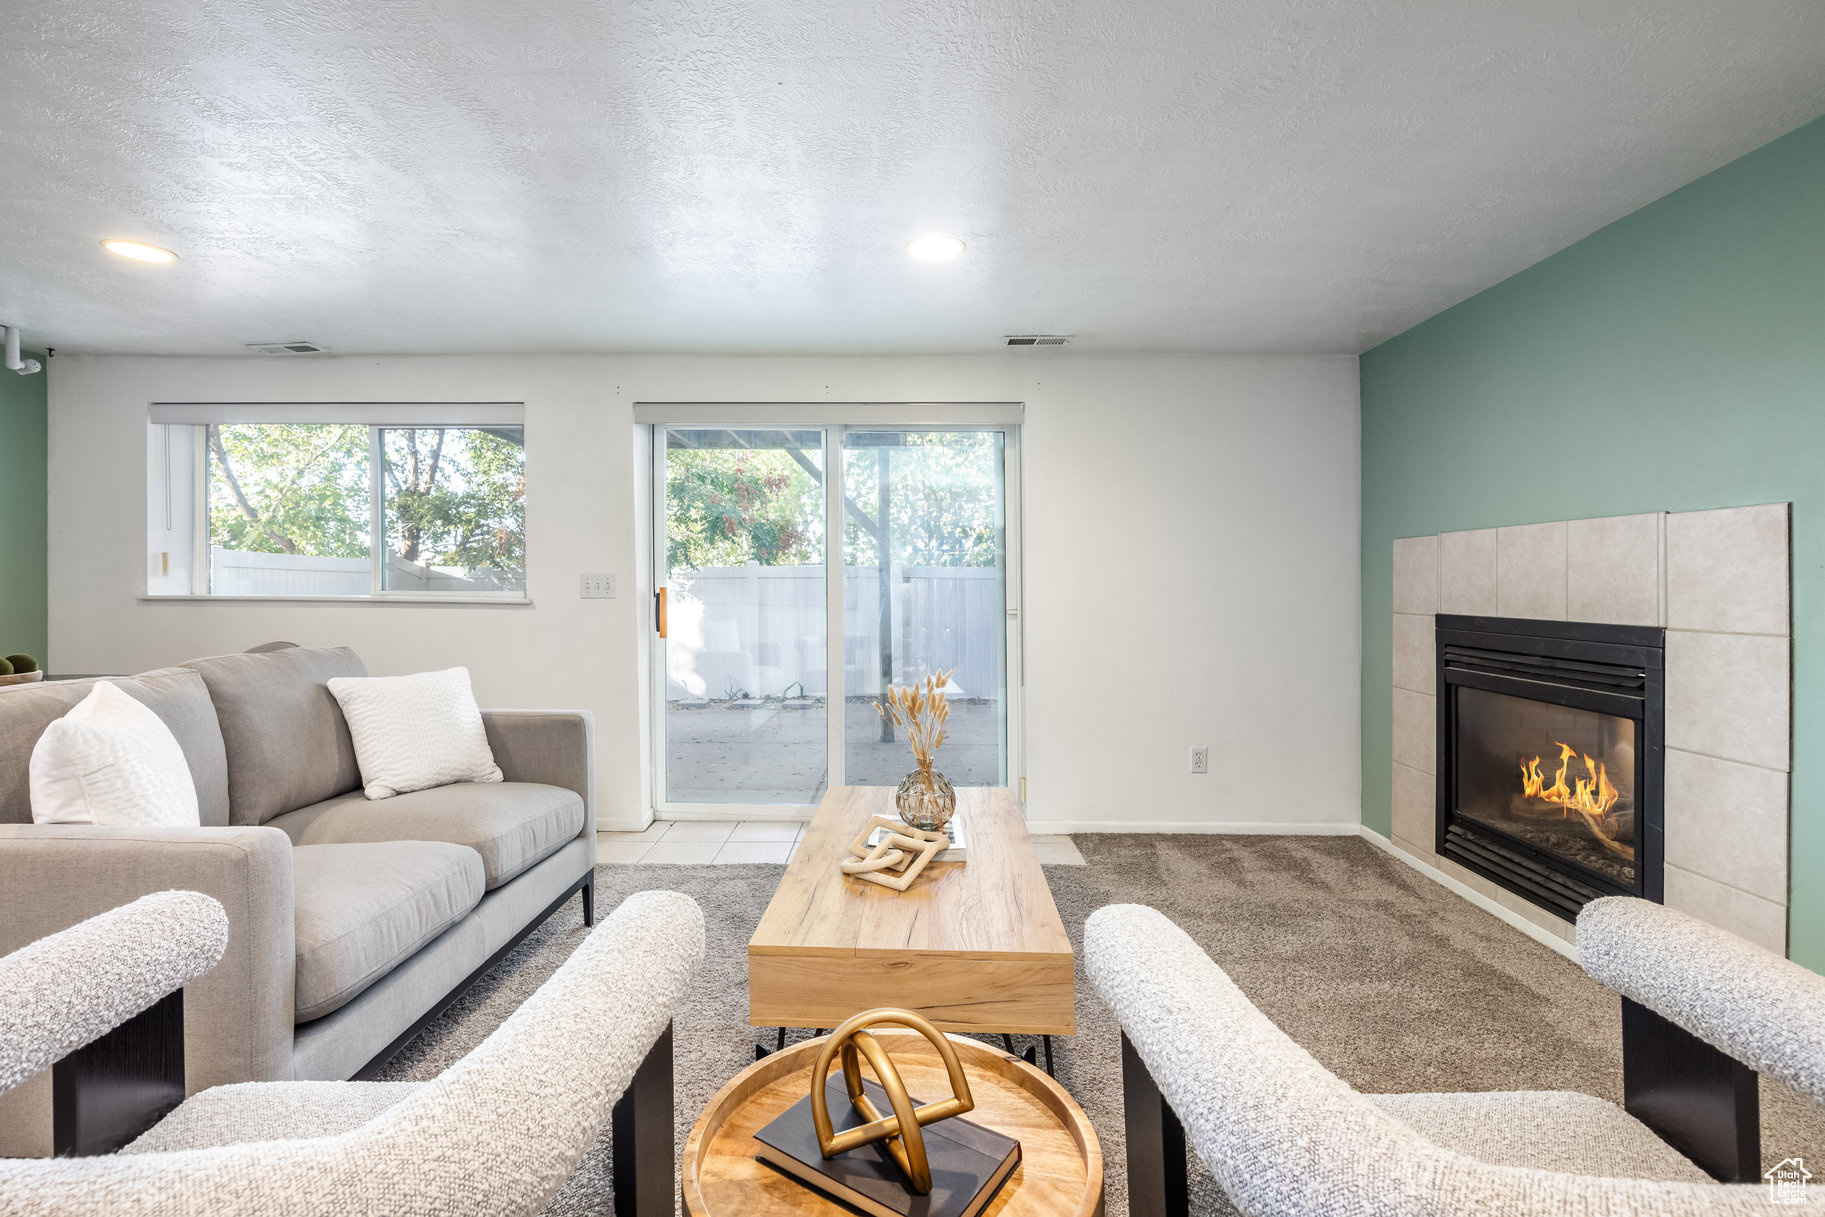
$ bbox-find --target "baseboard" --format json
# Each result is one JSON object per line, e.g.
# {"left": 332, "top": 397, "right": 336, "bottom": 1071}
{"left": 1358, "top": 826, "right": 1579, "bottom": 963}
{"left": 1025, "top": 819, "right": 1362, "bottom": 836}
{"left": 644, "top": 812, "right": 1362, "bottom": 836}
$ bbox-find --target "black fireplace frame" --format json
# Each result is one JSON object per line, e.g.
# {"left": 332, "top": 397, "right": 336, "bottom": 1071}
{"left": 1435, "top": 614, "right": 1664, "bottom": 919}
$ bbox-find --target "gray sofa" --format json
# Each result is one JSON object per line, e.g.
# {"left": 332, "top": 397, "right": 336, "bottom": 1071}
{"left": 0, "top": 645, "right": 598, "bottom": 1157}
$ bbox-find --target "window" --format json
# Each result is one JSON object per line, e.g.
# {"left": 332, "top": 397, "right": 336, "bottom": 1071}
{"left": 147, "top": 405, "right": 525, "bottom": 599}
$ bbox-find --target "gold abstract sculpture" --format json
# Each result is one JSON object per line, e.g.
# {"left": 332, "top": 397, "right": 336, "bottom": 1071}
{"left": 840, "top": 815, "right": 947, "bottom": 891}
{"left": 810, "top": 1009, "right": 976, "bottom": 1194}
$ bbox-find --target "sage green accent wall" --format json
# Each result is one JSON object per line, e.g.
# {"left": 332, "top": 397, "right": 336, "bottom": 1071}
{"left": 0, "top": 354, "right": 47, "bottom": 665}
{"left": 1362, "top": 114, "right": 1825, "bottom": 966}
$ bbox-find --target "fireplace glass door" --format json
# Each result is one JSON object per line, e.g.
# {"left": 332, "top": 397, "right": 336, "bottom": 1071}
{"left": 1453, "top": 686, "right": 1639, "bottom": 889}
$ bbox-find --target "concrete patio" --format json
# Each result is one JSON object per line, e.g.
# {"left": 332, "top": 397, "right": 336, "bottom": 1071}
{"left": 661, "top": 698, "right": 1003, "bottom": 804}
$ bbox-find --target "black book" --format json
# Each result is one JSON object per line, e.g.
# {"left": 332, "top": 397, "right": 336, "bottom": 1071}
{"left": 752, "top": 1077, "right": 1021, "bottom": 1217}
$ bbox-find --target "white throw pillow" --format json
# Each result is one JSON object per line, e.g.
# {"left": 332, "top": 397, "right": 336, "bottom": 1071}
{"left": 326, "top": 667, "right": 503, "bottom": 800}
{"left": 30, "top": 682, "right": 202, "bottom": 826}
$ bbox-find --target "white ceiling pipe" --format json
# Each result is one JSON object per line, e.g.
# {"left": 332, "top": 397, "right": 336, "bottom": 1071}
{"left": 4, "top": 326, "right": 43, "bottom": 376}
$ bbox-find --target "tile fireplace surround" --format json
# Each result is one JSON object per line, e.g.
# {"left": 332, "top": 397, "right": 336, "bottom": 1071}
{"left": 1389, "top": 504, "right": 1792, "bottom": 955}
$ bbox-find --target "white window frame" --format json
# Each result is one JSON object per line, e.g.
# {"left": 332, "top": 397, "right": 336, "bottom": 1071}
{"left": 144, "top": 402, "right": 529, "bottom": 603}
{"left": 639, "top": 403, "right": 1025, "bottom": 821}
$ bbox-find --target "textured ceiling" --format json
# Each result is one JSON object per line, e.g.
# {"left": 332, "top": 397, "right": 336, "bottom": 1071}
{"left": 1, "top": 1, "right": 1823, "bottom": 356}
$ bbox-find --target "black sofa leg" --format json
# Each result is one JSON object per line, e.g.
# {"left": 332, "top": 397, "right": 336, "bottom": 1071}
{"left": 1621, "top": 996, "right": 1760, "bottom": 1181}
{"left": 582, "top": 872, "right": 596, "bottom": 927}
{"left": 1122, "top": 1030, "right": 1188, "bottom": 1217}
{"left": 612, "top": 1021, "right": 674, "bottom": 1217}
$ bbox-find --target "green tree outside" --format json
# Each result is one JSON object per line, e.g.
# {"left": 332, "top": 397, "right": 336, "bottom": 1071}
{"left": 663, "top": 432, "right": 1000, "bottom": 572}
{"left": 381, "top": 427, "right": 525, "bottom": 575}
{"left": 665, "top": 446, "right": 823, "bottom": 571}
{"left": 206, "top": 423, "right": 525, "bottom": 576}
{"left": 842, "top": 432, "right": 1001, "bottom": 569}
{"left": 207, "top": 423, "right": 369, "bottom": 557}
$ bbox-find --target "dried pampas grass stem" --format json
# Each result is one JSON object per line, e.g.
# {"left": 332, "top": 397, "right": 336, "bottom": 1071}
{"left": 876, "top": 669, "right": 954, "bottom": 793}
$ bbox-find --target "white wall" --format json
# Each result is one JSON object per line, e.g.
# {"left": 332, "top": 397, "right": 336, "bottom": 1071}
{"left": 47, "top": 353, "right": 1362, "bottom": 832}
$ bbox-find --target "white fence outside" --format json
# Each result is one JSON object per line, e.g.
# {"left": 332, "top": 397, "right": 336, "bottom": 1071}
{"left": 664, "top": 563, "right": 1002, "bottom": 702}
{"left": 209, "top": 547, "right": 521, "bottom": 595}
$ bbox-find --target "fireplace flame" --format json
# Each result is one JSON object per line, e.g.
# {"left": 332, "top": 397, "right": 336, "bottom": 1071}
{"left": 1518, "top": 741, "right": 1632, "bottom": 861}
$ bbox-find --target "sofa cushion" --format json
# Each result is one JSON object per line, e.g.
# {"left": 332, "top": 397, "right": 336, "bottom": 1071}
{"left": 271, "top": 782, "right": 584, "bottom": 889}
{"left": 183, "top": 646, "right": 368, "bottom": 826}
{"left": 291, "top": 841, "right": 485, "bottom": 1022}
{"left": 0, "top": 667, "right": 230, "bottom": 826}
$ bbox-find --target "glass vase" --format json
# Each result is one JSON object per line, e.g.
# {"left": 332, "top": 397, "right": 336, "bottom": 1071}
{"left": 895, "top": 770, "right": 957, "bottom": 833}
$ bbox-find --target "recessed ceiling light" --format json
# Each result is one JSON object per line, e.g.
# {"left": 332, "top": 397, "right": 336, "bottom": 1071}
{"left": 906, "top": 235, "right": 965, "bottom": 262}
{"left": 102, "top": 239, "right": 178, "bottom": 264}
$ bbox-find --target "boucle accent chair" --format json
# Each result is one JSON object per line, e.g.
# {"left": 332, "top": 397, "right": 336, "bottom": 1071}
{"left": 1086, "top": 900, "right": 1825, "bottom": 1217}
{"left": 1578, "top": 895, "right": 1825, "bottom": 1181}
{"left": 0, "top": 888, "right": 705, "bottom": 1217}
{"left": 0, "top": 891, "right": 228, "bottom": 1098}
{"left": 0, "top": 645, "right": 599, "bottom": 1157}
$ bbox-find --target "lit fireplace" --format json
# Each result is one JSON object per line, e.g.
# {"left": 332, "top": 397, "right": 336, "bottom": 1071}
{"left": 1518, "top": 746, "right": 1623, "bottom": 841}
{"left": 1437, "top": 616, "right": 1663, "bottom": 918}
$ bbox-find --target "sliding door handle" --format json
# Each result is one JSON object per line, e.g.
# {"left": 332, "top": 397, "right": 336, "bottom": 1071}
{"left": 656, "top": 587, "right": 668, "bottom": 638}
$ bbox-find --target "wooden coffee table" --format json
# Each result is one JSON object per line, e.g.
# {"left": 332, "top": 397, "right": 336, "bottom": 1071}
{"left": 748, "top": 786, "right": 1075, "bottom": 1039}
{"left": 681, "top": 1028, "right": 1103, "bottom": 1216}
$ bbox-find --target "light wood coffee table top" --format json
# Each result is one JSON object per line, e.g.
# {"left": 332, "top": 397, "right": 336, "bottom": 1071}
{"left": 681, "top": 1028, "right": 1103, "bottom": 1217}
{"left": 748, "top": 786, "right": 1075, "bottom": 1036}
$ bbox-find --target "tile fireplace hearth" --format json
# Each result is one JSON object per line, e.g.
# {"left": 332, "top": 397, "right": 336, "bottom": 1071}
{"left": 1389, "top": 505, "right": 1790, "bottom": 953}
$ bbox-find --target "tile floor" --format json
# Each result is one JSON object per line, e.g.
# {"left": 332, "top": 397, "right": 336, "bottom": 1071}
{"left": 597, "top": 820, "right": 1086, "bottom": 866}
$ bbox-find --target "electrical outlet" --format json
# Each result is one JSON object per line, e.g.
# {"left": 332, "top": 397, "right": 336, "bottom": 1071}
{"left": 580, "top": 573, "right": 616, "bottom": 599}
{"left": 1190, "top": 747, "right": 1209, "bottom": 774}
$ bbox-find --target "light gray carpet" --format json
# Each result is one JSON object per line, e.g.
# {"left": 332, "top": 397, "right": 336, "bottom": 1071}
{"left": 373, "top": 835, "right": 1825, "bottom": 1215}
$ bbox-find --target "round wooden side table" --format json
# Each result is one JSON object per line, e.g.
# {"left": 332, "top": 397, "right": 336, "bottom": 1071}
{"left": 682, "top": 1029, "right": 1103, "bottom": 1217}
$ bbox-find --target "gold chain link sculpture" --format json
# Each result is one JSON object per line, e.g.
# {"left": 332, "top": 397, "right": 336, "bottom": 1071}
{"left": 809, "top": 1008, "right": 977, "bottom": 1194}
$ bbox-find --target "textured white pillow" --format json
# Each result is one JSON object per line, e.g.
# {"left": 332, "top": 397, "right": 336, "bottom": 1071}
{"left": 30, "top": 682, "right": 202, "bottom": 826}
{"left": 326, "top": 667, "right": 503, "bottom": 800}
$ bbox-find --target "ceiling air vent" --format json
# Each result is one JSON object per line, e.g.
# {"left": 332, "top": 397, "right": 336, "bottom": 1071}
{"left": 246, "top": 341, "right": 329, "bottom": 355}
{"left": 1004, "top": 335, "right": 1070, "bottom": 347}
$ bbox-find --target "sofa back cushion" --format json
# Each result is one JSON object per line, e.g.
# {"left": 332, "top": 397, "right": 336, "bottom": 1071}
{"left": 183, "top": 646, "right": 368, "bottom": 825}
{"left": 0, "top": 667, "right": 231, "bottom": 825}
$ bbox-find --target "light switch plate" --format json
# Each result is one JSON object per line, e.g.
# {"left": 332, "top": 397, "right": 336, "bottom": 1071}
{"left": 580, "top": 573, "right": 616, "bottom": 599}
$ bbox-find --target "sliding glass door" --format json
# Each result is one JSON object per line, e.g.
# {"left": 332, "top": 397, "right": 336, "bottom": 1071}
{"left": 653, "top": 417, "right": 1019, "bottom": 814}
